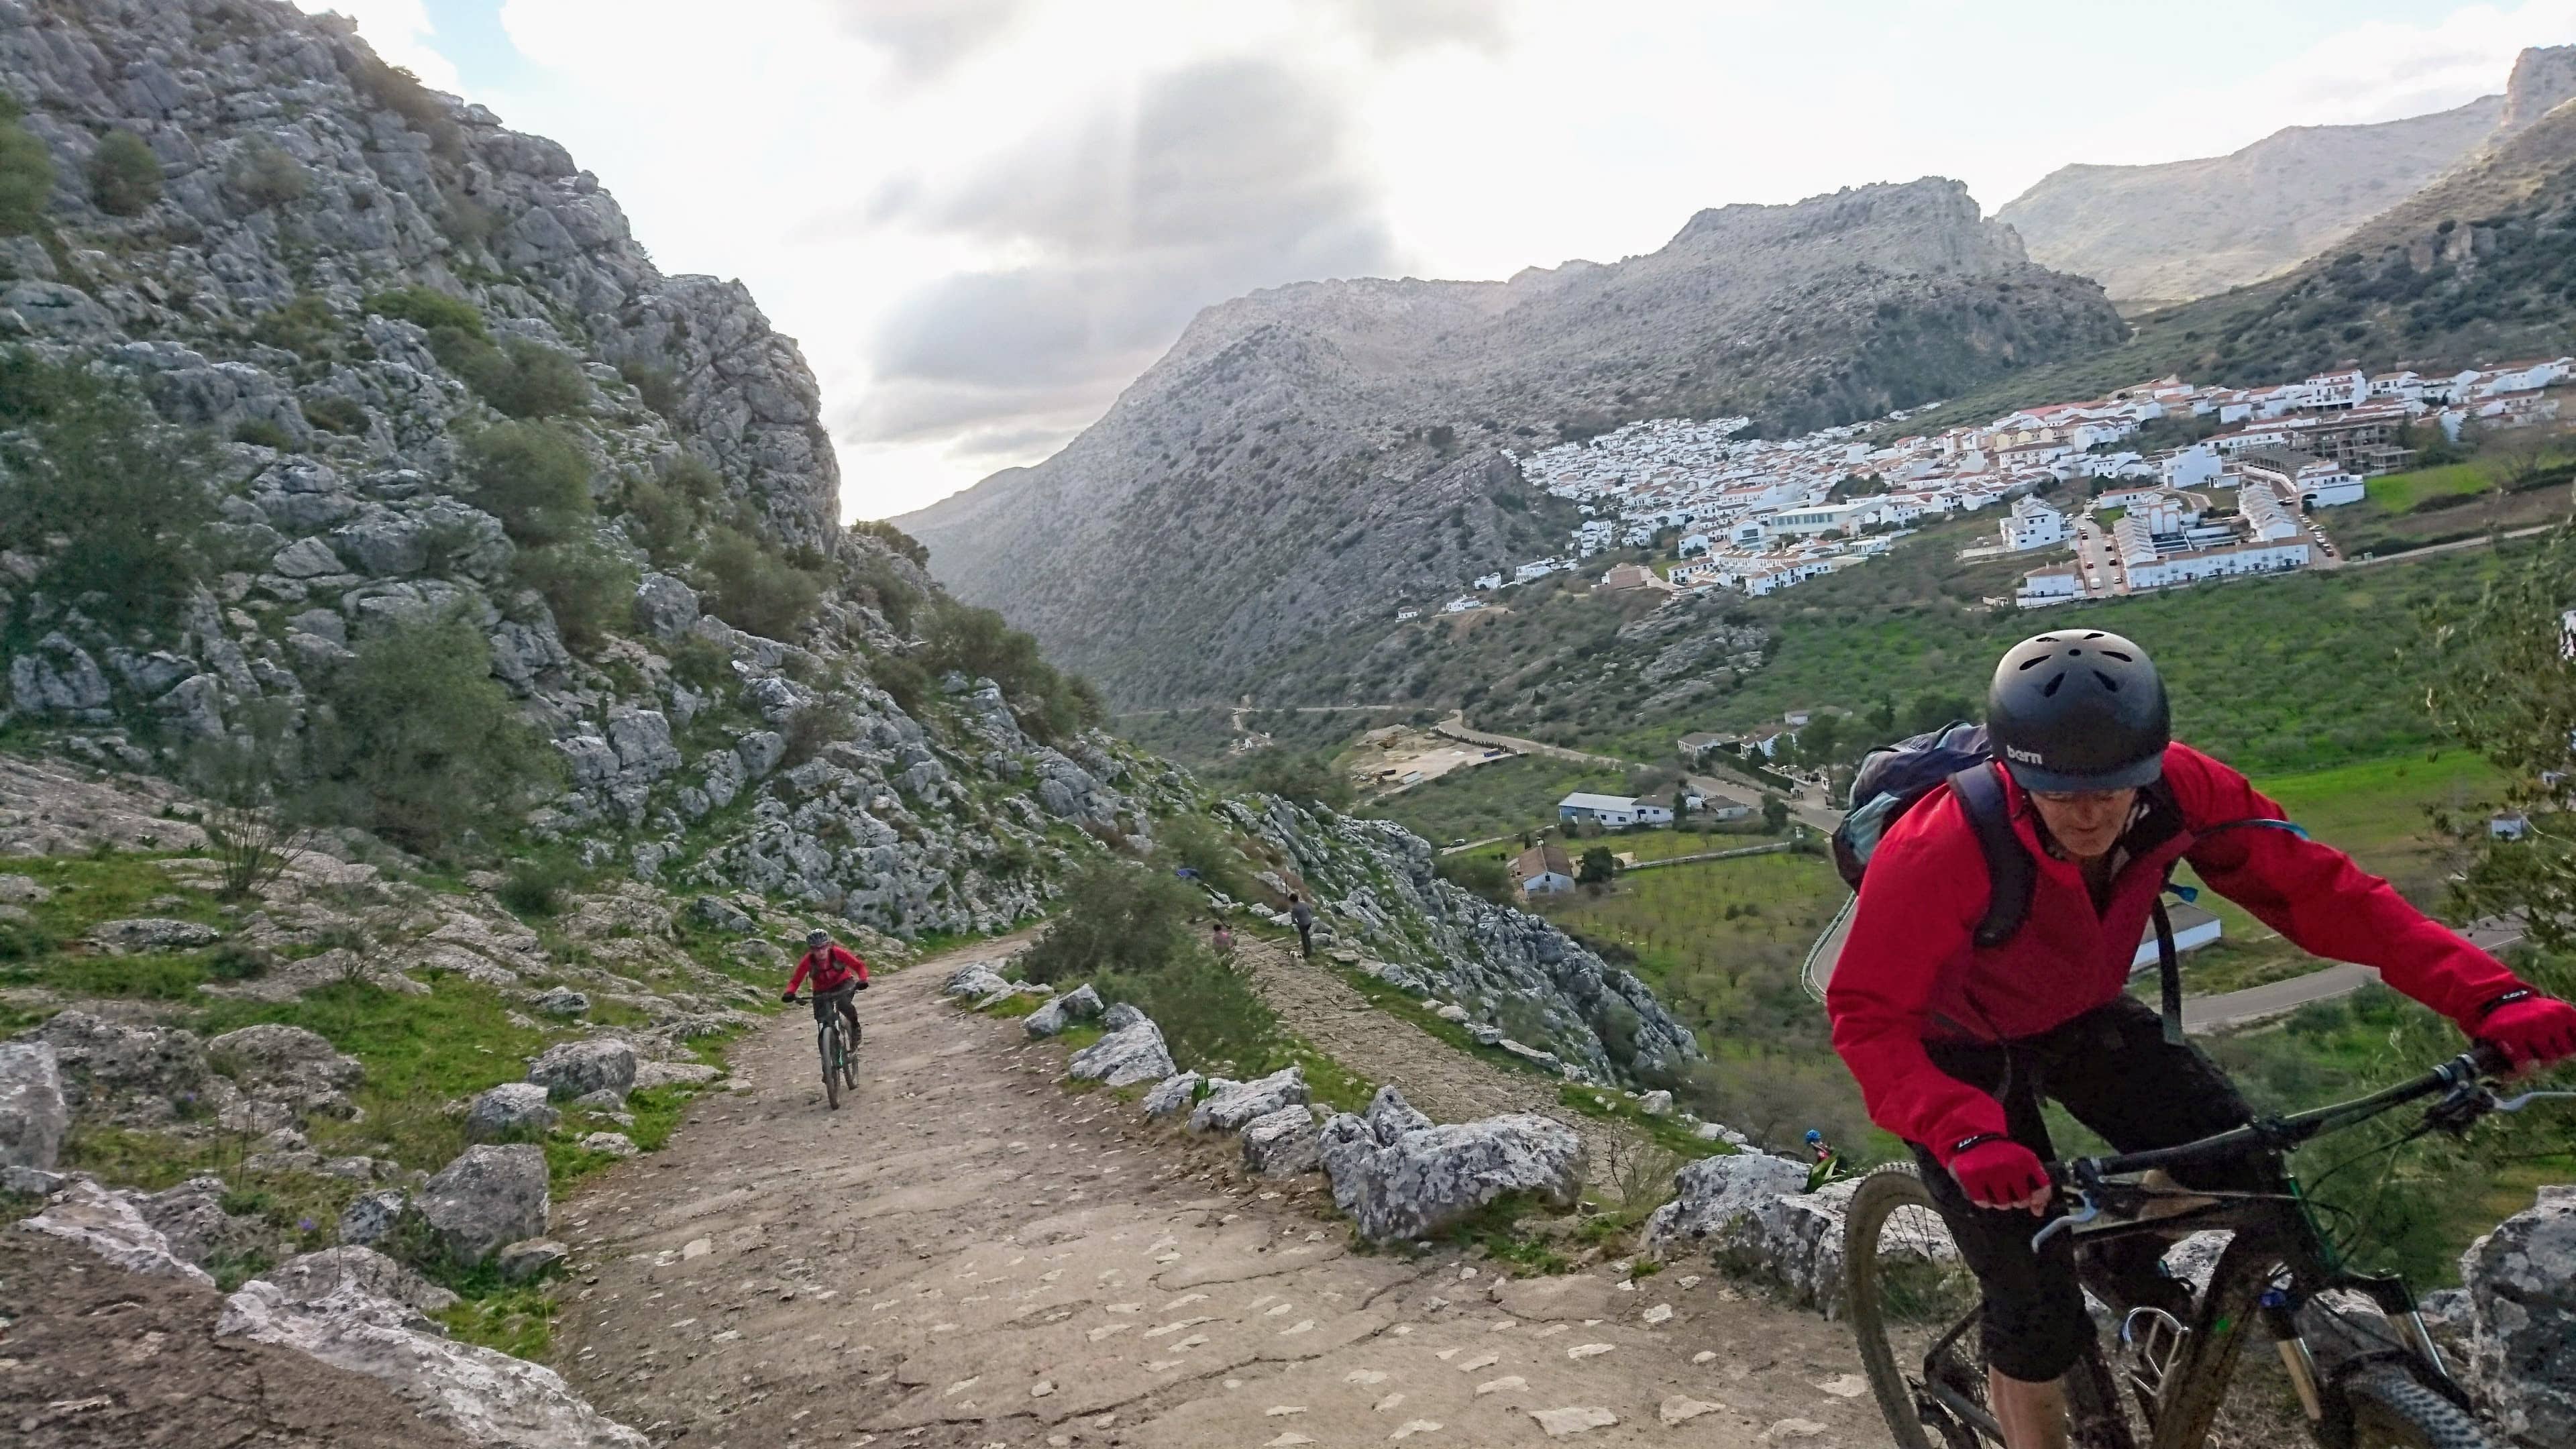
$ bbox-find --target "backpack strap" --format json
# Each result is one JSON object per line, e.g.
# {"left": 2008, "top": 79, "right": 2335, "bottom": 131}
{"left": 2151, "top": 894, "right": 2184, "bottom": 1045}
{"left": 1947, "top": 763, "right": 2034, "bottom": 949}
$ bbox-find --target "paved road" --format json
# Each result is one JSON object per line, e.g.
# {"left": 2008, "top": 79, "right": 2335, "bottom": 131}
{"left": 2182, "top": 916, "right": 2526, "bottom": 1032}
{"left": 1434, "top": 712, "right": 1640, "bottom": 769}
{"left": 2337, "top": 522, "right": 2555, "bottom": 571}
{"left": 1687, "top": 770, "right": 1845, "bottom": 835}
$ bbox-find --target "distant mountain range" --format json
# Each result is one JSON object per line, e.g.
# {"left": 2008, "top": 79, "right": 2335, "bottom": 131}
{"left": 898, "top": 178, "right": 2124, "bottom": 704}
{"left": 1998, "top": 45, "right": 2576, "bottom": 309}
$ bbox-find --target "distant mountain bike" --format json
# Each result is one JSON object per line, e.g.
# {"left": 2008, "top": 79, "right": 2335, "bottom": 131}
{"left": 1843, "top": 1044, "right": 2567, "bottom": 1449}
{"left": 790, "top": 986, "right": 861, "bottom": 1110}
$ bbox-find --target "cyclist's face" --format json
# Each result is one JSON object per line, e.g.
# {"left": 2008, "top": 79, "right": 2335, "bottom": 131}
{"left": 2027, "top": 786, "right": 2136, "bottom": 860}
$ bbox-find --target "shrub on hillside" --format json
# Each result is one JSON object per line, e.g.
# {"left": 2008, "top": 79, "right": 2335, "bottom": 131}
{"left": 87, "top": 129, "right": 160, "bottom": 216}
{"left": 1020, "top": 859, "right": 1203, "bottom": 985}
{"left": 351, "top": 56, "right": 462, "bottom": 160}
{"left": 365, "top": 286, "right": 485, "bottom": 338}
{"left": 696, "top": 527, "right": 822, "bottom": 640}
{"left": 619, "top": 362, "right": 681, "bottom": 420}
{"left": 301, "top": 395, "right": 369, "bottom": 435}
{"left": 308, "top": 610, "right": 562, "bottom": 855}
{"left": 853, "top": 555, "right": 919, "bottom": 635}
{"left": 869, "top": 651, "right": 932, "bottom": 718}
{"left": 1433, "top": 851, "right": 1515, "bottom": 906}
{"left": 455, "top": 337, "right": 591, "bottom": 421}
{"left": 1093, "top": 953, "right": 1283, "bottom": 1079}
{"left": 496, "top": 855, "right": 584, "bottom": 917}
{"left": 618, "top": 456, "right": 720, "bottom": 561}
{"left": 231, "top": 417, "right": 291, "bottom": 449}
{"left": 1157, "top": 814, "right": 1262, "bottom": 903}
{"left": 0, "top": 352, "right": 218, "bottom": 627}
{"left": 921, "top": 597, "right": 1104, "bottom": 743}
{"left": 0, "top": 92, "right": 54, "bottom": 235}
{"left": 462, "top": 422, "right": 592, "bottom": 547}
{"left": 250, "top": 293, "right": 342, "bottom": 358}
{"left": 1244, "top": 751, "right": 1354, "bottom": 810}
{"left": 849, "top": 518, "right": 928, "bottom": 568}
{"left": 510, "top": 537, "right": 635, "bottom": 653}
{"left": 229, "top": 140, "right": 309, "bottom": 209}
{"left": 780, "top": 700, "right": 851, "bottom": 768}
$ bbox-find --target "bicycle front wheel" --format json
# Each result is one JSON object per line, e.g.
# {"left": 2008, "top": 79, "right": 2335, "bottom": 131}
{"left": 822, "top": 1026, "right": 842, "bottom": 1110}
{"left": 2343, "top": 1368, "right": 2504, "bottom": 1449}
{"left": 1843, "top": 1165, "right": 1996, "bottom": 1449}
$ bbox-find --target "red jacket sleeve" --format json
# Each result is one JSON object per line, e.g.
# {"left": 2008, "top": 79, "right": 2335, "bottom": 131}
{"left": 1826, "top": 794, "right": 2011, "bottom": 1161}
{"left": 786, "top": 951, "right": 814, "bottom": 994}
{"left": 2166, "top": 745, "right": 2525, "bottom": 1026}
{"left": 833, "top": 945, "right": 868, "bottom": 983}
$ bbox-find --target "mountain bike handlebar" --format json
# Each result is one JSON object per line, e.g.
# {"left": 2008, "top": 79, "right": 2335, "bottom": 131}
{"left": 2054, "top": 1042, "right": 2513, "bottom": 1189}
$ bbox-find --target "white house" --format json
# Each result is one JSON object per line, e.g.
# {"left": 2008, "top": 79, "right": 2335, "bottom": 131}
{"left": 2161, "top": 443, "right": 2223, "bottom": 490}
{"left": 1557, "top": 792, "right": 1670, "bottom": 828}
{"left": 2000, "top": 495, "right": 2069, "bottom": 551}
{"left": 2016, "top": 565, "right": 2082, "bottom": 608}
{"left": 1473, "top": 572, "right": 1503, "bottom": 591}
{"left": 1441, "top": 596, "right": 1481, "bottom": 614}
{"left": 2239, "top": 449, "right": 2364, "bottom": 509}
{"left": 2237, "top": 484, "right": 2303, "bottom": 542}
{"left": 1512, "top": 843, "right": 1576, "bottom": 896}
{"left": 1695, "top": 791, "right": 1756, "bottom": 822}
{"left": 1515, "top": 557, "right": 1566, "bottom": 582}
{"left": 1394, "top": 608, "right": 1421, "bottom": 622}
{"left": 2127, "top": 538, "right": 2312, "bottom": 590}
{"left": 1765, "top": 500, "right": 1880, "bottom": 539}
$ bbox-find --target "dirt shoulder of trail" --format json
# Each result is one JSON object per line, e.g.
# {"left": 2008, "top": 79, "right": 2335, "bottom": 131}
{"left": 552, "top": 936, "right": 1884, "bottom": 1448}
{"left": 0, "top": 1228, "right": 479, "bottom": 1449}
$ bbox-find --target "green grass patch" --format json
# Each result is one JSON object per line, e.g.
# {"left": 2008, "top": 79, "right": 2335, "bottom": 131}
{"left": 2363, "top": 462, "right": 2491, "bottom": 513}
{"left": 437, "top": 1277, "right": 557, "bottom": 1360}
{"left": 1438, "top": 1193, "right": 1572, "bottom": 1275}
{"left": 1327, "top": 961, "right": 1562, "bottom": 1081}
{"left": 1360, "top": 754, "right": 1628, "bottom": 847}
{"left": 1557, "top": 1083, "right": 1731, "bottom": 1160}
{"left": 979, "top": 992, "right": 1044, "bottom": 1018}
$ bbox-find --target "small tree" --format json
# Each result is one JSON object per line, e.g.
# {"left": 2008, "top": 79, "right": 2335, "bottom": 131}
{"left": 511, "top": 537, "right": 636, "bottom": 653}
{"left": 1762, "top": 797, "right": 1791, "bottom": 833}
{"left": 189, "top": 700, "right": 313, "bottom": 902}
{"left": 697, "top": 527, "right": 823, "bottom": 640}
{"left": 463, "top": 421, "right": 593, "bottom": 546}
{"left": 0, "top": 92, "right": 54, "bottom": 236}
{"left": 1577, "top": 846, "right": 1617, "bottom": 888}
{"left": 230, "top": 140, "right": 309, "bottom": 209}
{"left": 87, "top": 129, "right": 160, "bottom": 216}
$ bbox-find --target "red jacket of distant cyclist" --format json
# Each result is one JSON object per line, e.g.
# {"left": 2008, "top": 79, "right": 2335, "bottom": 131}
{"left": 787, "top": 944, "right": 868, "bottom": 995}
{"left": 1826, "top": 742, "right": 2528, "bottom": 1161}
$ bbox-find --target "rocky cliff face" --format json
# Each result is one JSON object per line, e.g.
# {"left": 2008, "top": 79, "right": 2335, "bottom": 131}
{"left": 0, "top": 0, "right": 1694, "bottom": 1087}
{"left": 1998, "top": 44, "right": 2576, "bottom": 309}
{"left": 898, "top": 178, "right": 2122, "bottom": 704}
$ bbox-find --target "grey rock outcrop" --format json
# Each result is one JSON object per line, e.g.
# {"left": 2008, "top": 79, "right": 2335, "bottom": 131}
{"left": 1023, "top": 983, "right": 1104, "bottom": 1038}
{"left": 266, "top": 1245, "right": 460, "bottom": 1316}
{"left": 527, "top": 1039, "right": 636, "bottom": 1102}
{"left": 2461, "top": 1183, "right": 2576, "bottom": 1445}
{"left": 466, "top": 1081, "right": 562, "bottom": 1143}
{"left": 416, "top": 1144, "right": 549, "bottom": 1267}
{"left": 0, "top": 1040, "right": 68, "bottom": 1169}
{"left": 205, "top": 1024, "right": 362, "bottom": 1119}
{"left": 338, "top": 1188, "right": 408, "bottom": 1248}
{"left": 1641, "top": 1154, "right": 1858, "bottom": 1315}
{"left": 17, "top": 1177, "right": 214, "bottom": 1285}
{"left": 1066, "top": 1012, "right": 1175, "bottom": 1087}
{"left": 1189, "top": 1065, "right": 1309, "bottom": 1134}
{"left": 632, "top": 574, "right": 700, "bottom": 643}
{"left": 89, "top": 916, "right": 221, "bottom": 953}
{"left": 218, "top": 1273, "right": 647, "bottom": 1448}
{"left": 497, "top": 1238, "right": 569, "bottom": 1283}
{"left": 19, "top": 1010, "right": 217, "bottom": 1126}
{"left": 1316, "top": 1092, "right": 1585, "bottom": 1242}
{"left": 139, "top": 1175, "right": 275, "bottom": 1268}
{"left": 943, "top": 961, "right": 1012, "bottom": 1000}
{"left": 1242, "top": 1106, "right": 1323, "bottom": 1177}
{"left": 1141, "top": 1071, "right": 1204, "bottom": 1120}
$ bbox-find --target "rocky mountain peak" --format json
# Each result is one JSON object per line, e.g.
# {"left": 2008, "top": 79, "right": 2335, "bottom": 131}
{"left": 2498, "top": 42, "right": 2576, "bottom": 135}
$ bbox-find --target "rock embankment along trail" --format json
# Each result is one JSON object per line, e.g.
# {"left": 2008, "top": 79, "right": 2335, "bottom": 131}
{"left": 554, "top": 938, "right": 1883, "bottom": 1447}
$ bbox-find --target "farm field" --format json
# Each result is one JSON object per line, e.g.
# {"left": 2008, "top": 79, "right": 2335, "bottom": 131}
{"left": 1359, "top": 753, "right": 1629, "bottom": 845}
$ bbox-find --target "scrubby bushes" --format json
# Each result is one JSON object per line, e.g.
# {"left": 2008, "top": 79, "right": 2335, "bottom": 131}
{"left": 301, "top": 395, "right": 369, "bottom": 435}
{"left": 1243, "top": 751, "right": 1353, "bottom": 809}
{"left": 920, "top": 597, "right": 1103, "bottom": 743}
{"left": 697, "top": 527, "right": 823, "bottom": 640}
{"left": 230, "top": 140, "right": 309, "bottom": 209}
{"left": 87, "top": 129, "right": 160, "bottom": 215}
{"left": 1433, "top": 851, "right": 1515, "bottom": 905}
{"left": 1157, "top": 813, "right": 1263, "bottom": 902}
{"left": 447, "top": 336, "right": 590, "bottom": 420}
{"left": 0, "top": 91, "right": 54, "bottom": 235}
{"left": 849, "top": 518, "right": 928, "bottom": 568}
{"left": 619, "top": 362, "right": 680, "bottom": 420}
{"left": 232, "top": 417, "right": 291, "bottom": 449}
{"left": 618, "top": 455, "right": 721, "bottom": 562}
{"left": 510, "top": 537, "right": 635, "bottom": 653}
{"left": 365, "top": 286, "right": 485, "bottom": 338}
{"left": 1020, "top": 859, "right": 1283, "bottom": 1075}
{"left": 250, "top": 293, "right": 342, "bottom": 358}
{"left": 462, "top": 422, "right": 592, "bottom": 546}
{"left": 307, "top": 610, "right": 562, "bottom": 855}
{"left": 350, "top": 56, "right": 462, "bottom": 160}
{"left": 0, "top": 350, "right": 218, "bottom": 627}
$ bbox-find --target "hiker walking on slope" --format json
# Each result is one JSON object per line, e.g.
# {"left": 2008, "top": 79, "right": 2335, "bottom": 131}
{"left": 1823, "top": 630, "right": 2576, "bottom": 1449}
{"left": 1289, "top": 893, "right": 1316, "bottom": 958}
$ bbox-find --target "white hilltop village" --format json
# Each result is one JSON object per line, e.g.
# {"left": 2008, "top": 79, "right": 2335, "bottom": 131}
{"left": 1397, "top": 355, "right": 2569, "bottom": 619}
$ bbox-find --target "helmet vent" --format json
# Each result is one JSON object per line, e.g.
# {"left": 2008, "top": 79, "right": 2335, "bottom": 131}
{"left": 2017, "top": 656, "right": 2047, "bottom": 672}
{"left": 2094, "top": 670, "right": 2119, "bottom": 691}
{"left": 2041, "top": 672, "right": 2065, "bottom": 697}
{"left": 2101, "top": 649, "right": 2132, "bottom": 662}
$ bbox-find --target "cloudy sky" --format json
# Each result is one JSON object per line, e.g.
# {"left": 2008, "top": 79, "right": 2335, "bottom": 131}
{"left": 309, "top": 0, "right": 2576, "bottom": 520}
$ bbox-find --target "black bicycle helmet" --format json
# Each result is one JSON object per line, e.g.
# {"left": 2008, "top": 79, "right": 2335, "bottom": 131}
{"left": 1986, "top": 631, "right": 2169, "bottom": 792}
{"left": 806, "top": 928, "right": 830, "bottom": 948}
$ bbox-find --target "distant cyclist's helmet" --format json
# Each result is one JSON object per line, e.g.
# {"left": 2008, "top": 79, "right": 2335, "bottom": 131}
{"left": 806, "top": 929, "right": 830, "bottom": 948}
{"left": 1804, "top": 1129, "right": 1823, "bottom": 1145}
{"left": 1987, "top": 631, "right": 2169, "bottom": 793}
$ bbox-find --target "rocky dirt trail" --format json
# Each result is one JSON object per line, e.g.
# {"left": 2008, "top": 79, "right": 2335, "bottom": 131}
{"left": 555, "top": 940, "right": 1883, "bottom": 1448}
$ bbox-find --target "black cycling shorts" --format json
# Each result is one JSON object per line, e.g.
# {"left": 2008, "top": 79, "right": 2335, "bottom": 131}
{"left": 1905, "top": 994, "right": 2272, "bottom": 1383}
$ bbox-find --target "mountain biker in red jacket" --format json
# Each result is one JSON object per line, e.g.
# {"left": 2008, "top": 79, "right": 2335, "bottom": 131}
{"left": 785, "top": 929, "right": 868, "bottom": 1044}
{"left": 1827, "top": 630, "right": 2576, "bottom": 1449}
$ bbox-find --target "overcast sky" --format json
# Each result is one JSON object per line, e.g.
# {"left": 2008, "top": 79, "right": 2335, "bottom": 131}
{"left": 309, "top": 1, "right": 2576, "bottom": 520}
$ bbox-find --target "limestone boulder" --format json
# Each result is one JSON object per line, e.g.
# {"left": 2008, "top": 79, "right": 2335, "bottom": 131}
{"left": 1318, "top": 1100, "right": 1585, "bottom": 1243}
{"left": 207, "top": 1023, "right": 363, "bottom": 1119}
{"left": 416, "top": 1144, "right": 549, "bottom": 1267}
{"left": 1141, "top": 1071, "right": 1203, "bottom": 1121}
{"left": 2463, "top": 1183, "right": 2576, "bottom": 1446}
{"left": 16, "top": 1178, "right": 214, "bottom": 1285}
{"left": 1066, "top": 1012, "right": 1175, "bottom": 1088}
{"left": 1242, "top": 1106, "right": 1322, "bottom": 1177}
{"left": 1023, "top": 983, "right": 1105, "bottom": 1038}
{"left": 0, "top": 1040, "right": 68, "bottom": 1170}
{"left": 1640, "top": 1154, "right": 1861, "bottom": 1316}
{"left": 265, "top": 1245, "right": 459, "bottom": 1315}
{"left": 89, "top": 916, "right": 221, "bottom": 953}
{"left": 526, "top": 1039, "right": 636, "bottom": 1102}
{"left": 1189, "top": 1065, "right": 1307, "bottom": 1134}
{"left": 466, "top": 1081, "right": 561, "bottom": 1143}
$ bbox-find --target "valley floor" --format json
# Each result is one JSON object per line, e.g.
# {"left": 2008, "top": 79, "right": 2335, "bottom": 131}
{"left": 553, "top": 938, "right": 1884, "bottom": 1448}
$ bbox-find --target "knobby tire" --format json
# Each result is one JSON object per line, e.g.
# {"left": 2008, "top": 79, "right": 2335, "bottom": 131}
{"left": 2342, "top": 1368, "right": 2504, "bottom": 1449}
{"left": 822, "top": 1021, "right": 842, "bottom": 1110}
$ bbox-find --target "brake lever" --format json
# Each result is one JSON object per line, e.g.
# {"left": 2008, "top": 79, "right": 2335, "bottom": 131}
{"left": 2493, "top": 1089, "right": 2576, "bottom": 1112}
{"left": 2031, "top": 1194, "right": 2100, "bottom": 1253}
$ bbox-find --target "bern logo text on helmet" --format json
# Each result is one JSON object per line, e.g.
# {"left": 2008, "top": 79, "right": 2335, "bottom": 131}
{"left": 2005, "top": 745, "right": 2045, "bottom": 765}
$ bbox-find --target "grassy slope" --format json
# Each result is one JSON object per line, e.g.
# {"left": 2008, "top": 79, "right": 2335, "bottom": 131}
{"left": 1360, "top": 755, "right": 1631, "bottom": 844}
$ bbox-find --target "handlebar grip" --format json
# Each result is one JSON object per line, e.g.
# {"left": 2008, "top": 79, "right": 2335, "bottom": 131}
{"left": 2468, "top": 1038, "right": 2514, "bottom": 1078}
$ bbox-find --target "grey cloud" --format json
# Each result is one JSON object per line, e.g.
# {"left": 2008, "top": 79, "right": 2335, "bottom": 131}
{"left": 830, "top": 0, "right": 1030, "bottom": 76}
{"left": 855, "top": 56, "right": 1401, "bottom": 445}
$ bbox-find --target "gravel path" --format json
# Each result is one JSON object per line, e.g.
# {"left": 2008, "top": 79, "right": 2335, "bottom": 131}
{"left": 553, "top": 936, "right": 1884, "bottom": 1447}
